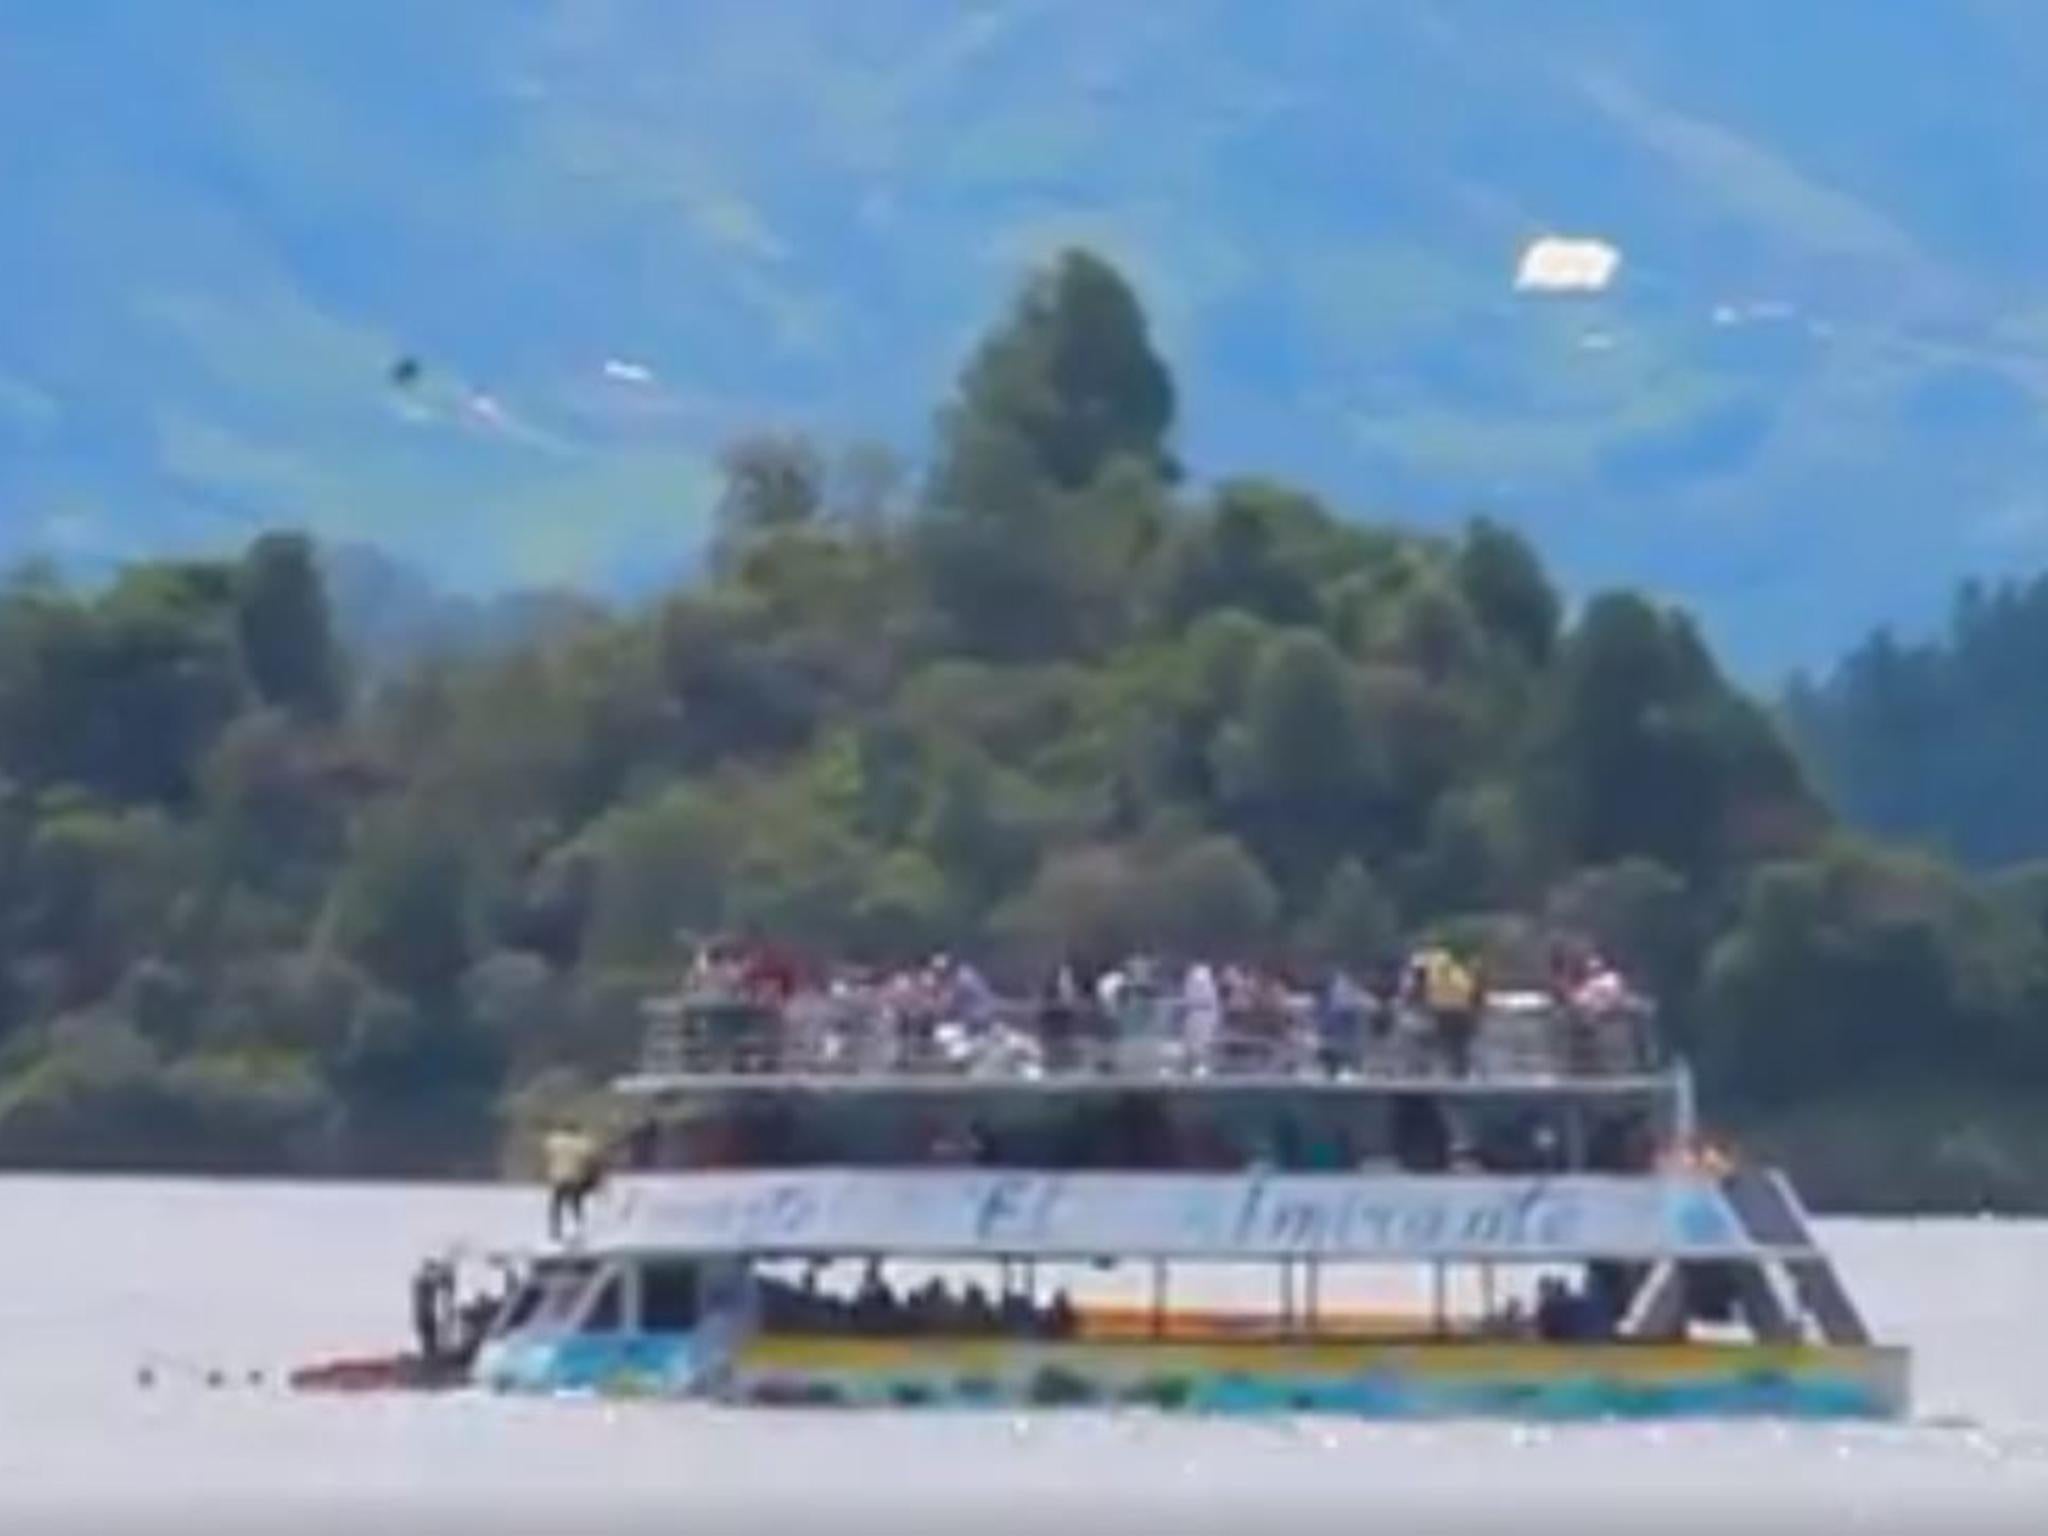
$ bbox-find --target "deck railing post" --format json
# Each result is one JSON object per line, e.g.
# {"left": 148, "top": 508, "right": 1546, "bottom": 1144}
{"left": 1675, "top": 1057, "right": 1698, "bottom": 1151}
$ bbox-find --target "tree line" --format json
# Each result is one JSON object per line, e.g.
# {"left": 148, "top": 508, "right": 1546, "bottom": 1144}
{"left": 1, "top": 250, "right": 2043, "bottom": 1205}
{"left": 1788, "top": 576, "right": 2048, "bottom": 870}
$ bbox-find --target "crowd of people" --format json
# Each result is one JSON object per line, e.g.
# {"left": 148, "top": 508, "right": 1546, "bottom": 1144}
{"left": 661, "top": 935, "right": 1652, "bottom": 1083}
{"left": 757, "top": 1262, "right": 1080, "bottom": 1341}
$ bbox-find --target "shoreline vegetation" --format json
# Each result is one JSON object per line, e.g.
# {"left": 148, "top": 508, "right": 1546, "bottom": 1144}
{"left": 1, "top": 251, "right": 2044, "bottom": 1210}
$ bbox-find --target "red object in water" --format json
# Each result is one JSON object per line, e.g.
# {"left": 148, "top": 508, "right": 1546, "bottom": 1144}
{"left": 288, "top": 1353, "right": 465, "bottom": 1394}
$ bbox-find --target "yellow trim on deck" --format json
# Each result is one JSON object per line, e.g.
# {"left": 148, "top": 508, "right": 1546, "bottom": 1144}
{"left": 737, "top": 1333, "right": 1897, "bottom": 1383}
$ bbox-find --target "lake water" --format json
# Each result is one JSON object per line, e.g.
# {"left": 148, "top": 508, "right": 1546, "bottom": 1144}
{"left": 2, "top": 1176, "right": 2046, "bottom": 1534}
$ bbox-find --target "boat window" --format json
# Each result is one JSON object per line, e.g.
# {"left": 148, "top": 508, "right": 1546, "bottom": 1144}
{"left": 497, "top": 1281, "right": 545, "bottom": 1334}
{"left": 640, "top": 1262, "right": 700, "bottom": 1332}
{"left": 581, "top": 1273, "right": 624, "bottom": 1334}
{"left": 494, "top": 1260, "right": 595, "bottom": 1334}
{"left": 536, "top": 1261, "right": 598, "bottom": 1326}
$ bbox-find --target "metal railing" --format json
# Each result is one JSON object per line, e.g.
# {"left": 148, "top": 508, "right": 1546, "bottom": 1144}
{"left": 634, "top": 988, "right": 1659, "bottom": 1086}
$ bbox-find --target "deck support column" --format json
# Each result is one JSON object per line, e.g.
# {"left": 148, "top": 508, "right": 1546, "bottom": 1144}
{"left": 1565, "top": 1103, "right": 1588, "bottom": 1170}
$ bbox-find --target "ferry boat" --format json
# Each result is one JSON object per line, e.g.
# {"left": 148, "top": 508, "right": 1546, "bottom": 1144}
{"left": 333, "top": 969, "right": 1911, "bottom": 1419}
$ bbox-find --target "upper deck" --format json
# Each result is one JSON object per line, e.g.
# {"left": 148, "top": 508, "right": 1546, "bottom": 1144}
{"left": 622, "top": 984, "right": 1669, "bottom": 1103}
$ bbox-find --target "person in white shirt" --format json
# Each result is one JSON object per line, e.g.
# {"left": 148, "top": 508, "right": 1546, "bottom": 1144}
{"left": 1182, "top": 961, "right": 1221, "bottom": 1073}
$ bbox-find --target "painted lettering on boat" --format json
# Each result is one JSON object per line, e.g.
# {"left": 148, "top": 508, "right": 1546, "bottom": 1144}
{"left": 974, "top": 1174, "right": 1065, "bottom": 1244}
{"left": 601, "top": 1171, "right": 1734, "bottom": 1260}
{"left": 1229, "top": 1178, "right": 1577, "bottom": 1253}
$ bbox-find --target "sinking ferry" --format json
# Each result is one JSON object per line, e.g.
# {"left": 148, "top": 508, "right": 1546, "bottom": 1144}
{"left": 339, "top": 979, "right": 1910, "bottom": 1418}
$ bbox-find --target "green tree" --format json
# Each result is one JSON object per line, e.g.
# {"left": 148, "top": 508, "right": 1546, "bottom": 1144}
{"left": 1148, "top": 834, "right": 1279, "bottom": 958}
{"left": 656, "top": 593, "right": 823, "bottom": 765}
{"left": 1454, "top": 517, "right": 1560, "bottom": 667}
{"left": 1160, "top": 481, "right": 1328, "bottom": 631}
{"left": 994, "top": 844, "right": 1153, "bottom": 971}
{"left": 581, "top": 785, "right": 733, "bottom": 968}
{"left": 1696, "top": 842, "right": 2032, "bottom": 1104}
{"left": 849, "top": 847, "right": 953, "bottom": 960}
{"left": 327, "top": 803, "right": 478, "bottom": 1001}
{"left": 1298, "top": 857, "right": 1401, "bottom": 966}
{"left": 200, "top": 710, "right": 358, "bottom": 917}
{"left": 1532, "top": 592, "right": 1817, "bottom": 877}
{"left": 1401, "top": 782, "right": 1531, "bottom": 919}
{"left": 712, "top": 433, "right": 825, "bottom": 572}
{"left": 1214, "top": 630, "right": 1377, "bottom": 884}
{"left": 0, "top": 563, "right": 246, "bottom": 806}
{"left": 18, "top": 798, "right": 188, "bottom": 1010}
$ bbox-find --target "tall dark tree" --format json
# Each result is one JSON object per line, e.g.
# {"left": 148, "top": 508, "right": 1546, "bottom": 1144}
{"left": 921, "top": 251, "right": 1180, "bottom": 659}
{"left": 932, "top": 247, "right": 1177, "bottom": 509}
{"left": 238, "top": 533, "right": 346, "bottom": 724}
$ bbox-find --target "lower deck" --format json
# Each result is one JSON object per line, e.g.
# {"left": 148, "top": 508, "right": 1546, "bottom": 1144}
{"left": 477, "top": 1323, "right": 1907, "bottom": 1420}
{"left": 467, "top": 1240, "right": 1909, "bottom": 1420}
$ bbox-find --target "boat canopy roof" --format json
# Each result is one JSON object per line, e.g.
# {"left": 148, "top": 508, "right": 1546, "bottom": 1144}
{"left": 578, "top": 1167, "right": 1804, "bottom": 1266}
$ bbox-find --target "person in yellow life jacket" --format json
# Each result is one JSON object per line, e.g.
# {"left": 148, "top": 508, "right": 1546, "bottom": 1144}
{"left": 1411, "top": 945, "right": 1483, "bottom": 1078}
{"left": 544, "top": 1125, "right": 603, "bottom": 1242}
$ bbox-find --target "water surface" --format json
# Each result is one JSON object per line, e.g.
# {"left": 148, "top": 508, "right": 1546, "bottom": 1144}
{"left": 2, "top": 1177, "right": 2043, "bottom": 1533}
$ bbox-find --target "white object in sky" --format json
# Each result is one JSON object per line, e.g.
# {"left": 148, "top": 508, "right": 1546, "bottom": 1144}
{"left": 465, "top": 392, "right": 509, "bottom": 429}
{"left": 1515, "top": 236, "right": 1622, "bottom": 293}
{"left": 603, "top": 359, "right": 656, "bottom": 385}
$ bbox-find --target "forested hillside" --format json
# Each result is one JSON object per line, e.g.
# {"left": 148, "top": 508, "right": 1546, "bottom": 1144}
{"left": 3, "top": 254, "right": 2045, "bottom": 1206}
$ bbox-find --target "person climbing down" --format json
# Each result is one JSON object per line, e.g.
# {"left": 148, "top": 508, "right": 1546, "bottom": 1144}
{"left": 544, "top": 1124, "right": 603, "bottom": 1243}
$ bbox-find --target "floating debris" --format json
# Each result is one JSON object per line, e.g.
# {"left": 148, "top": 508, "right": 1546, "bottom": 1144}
{"left": 1515, "top": 236, "right": 1621, "bottom": 293}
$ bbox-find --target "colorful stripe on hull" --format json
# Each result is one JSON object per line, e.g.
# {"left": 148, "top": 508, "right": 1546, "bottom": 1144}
{"left": 477, "top": 1332, "right": 1908, "bottom": 1419}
